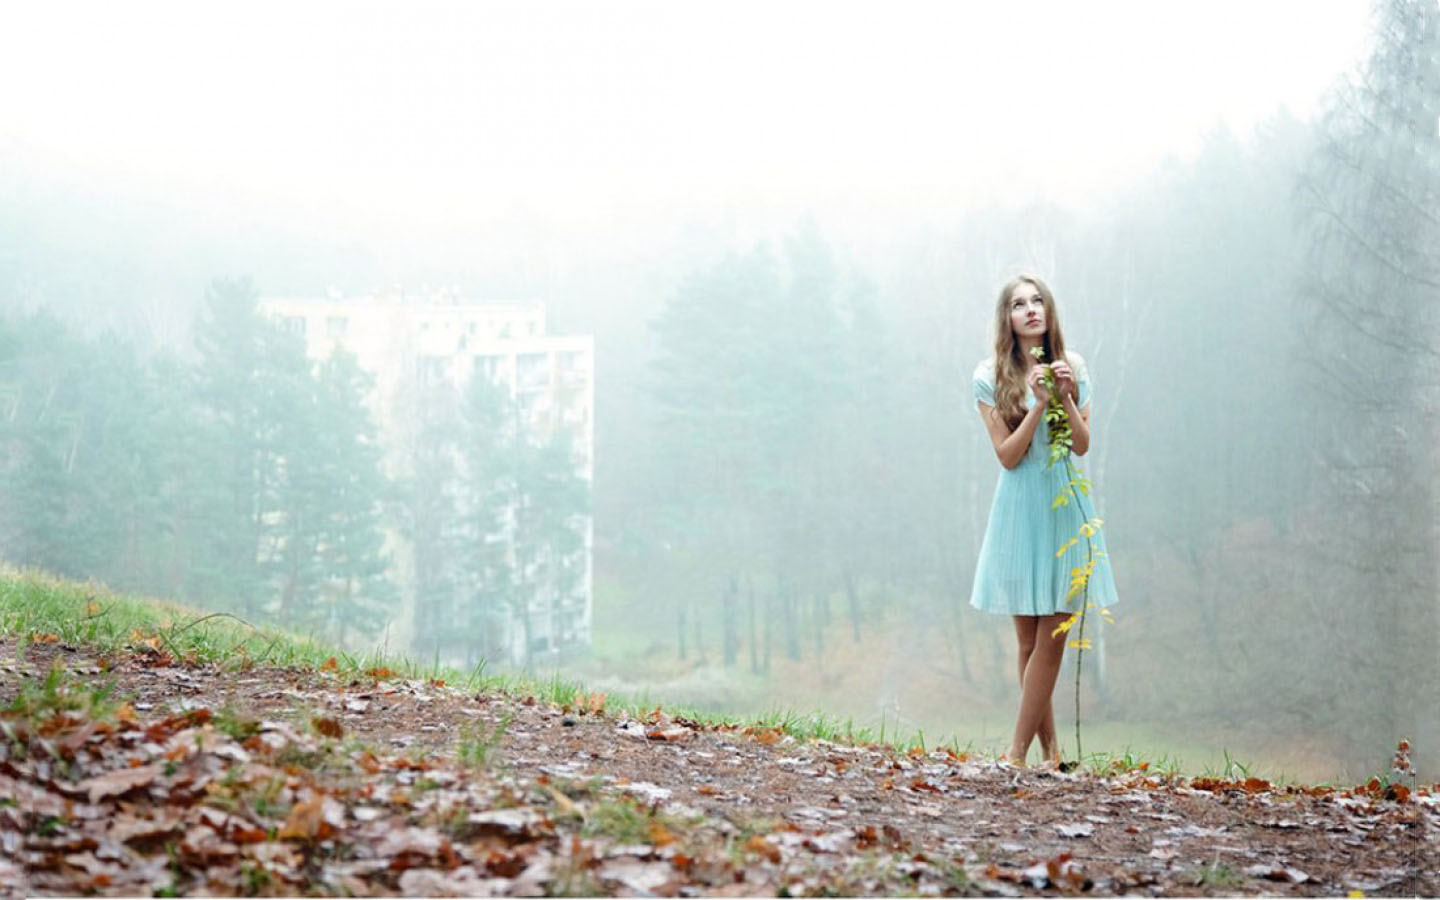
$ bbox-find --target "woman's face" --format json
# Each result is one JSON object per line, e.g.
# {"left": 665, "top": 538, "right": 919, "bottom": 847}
{"left": 1008, "top": 282, "right": 1047, "bottom": 341}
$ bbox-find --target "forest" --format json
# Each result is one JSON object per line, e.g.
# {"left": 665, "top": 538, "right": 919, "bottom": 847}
{"left": 1, "top": 0, "right": 1436, "bottom": 782}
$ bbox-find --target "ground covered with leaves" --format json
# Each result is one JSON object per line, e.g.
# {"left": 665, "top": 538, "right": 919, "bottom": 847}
{"left": 3, "top": 636, "right": 1437, "bottom": 898}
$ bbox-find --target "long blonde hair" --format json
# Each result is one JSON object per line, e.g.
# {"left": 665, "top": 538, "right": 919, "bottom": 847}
{"left": 990, "top": 274, "right": 1068, "bottom": 430}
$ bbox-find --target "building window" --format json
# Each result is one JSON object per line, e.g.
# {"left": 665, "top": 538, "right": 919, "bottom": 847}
{"left": 279, "top": 315, "right": 306, "bottom": 336}
{"left": 417, "top": 355, "right": 450, "bottom": 386}
{"left": 516, "top": 352, "right": 549, "bottom": 389}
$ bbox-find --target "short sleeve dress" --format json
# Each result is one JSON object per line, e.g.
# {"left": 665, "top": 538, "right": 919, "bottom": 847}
{"left": 969, "top": 353, "right": 1120, "bottom": 616}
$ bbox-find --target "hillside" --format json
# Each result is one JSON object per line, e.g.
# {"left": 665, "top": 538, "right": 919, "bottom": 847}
{"left": 1, "top": 575, "right": 1437, "bottom": 896}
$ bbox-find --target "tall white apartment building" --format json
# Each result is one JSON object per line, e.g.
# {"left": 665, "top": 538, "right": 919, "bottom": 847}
{"left": 259, "top": 289, "right": 594, "bottom": 665}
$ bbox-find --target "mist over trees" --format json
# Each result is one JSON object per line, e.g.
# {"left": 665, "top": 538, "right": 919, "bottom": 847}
{"left": 1, "top": 1, "right": 1435, "bottom": 779}
{"left": 0, "top": 280, "right": 398, "bottom": 642}
{"left": 1290, "top": 0, "right": 1440, "bottom": 762}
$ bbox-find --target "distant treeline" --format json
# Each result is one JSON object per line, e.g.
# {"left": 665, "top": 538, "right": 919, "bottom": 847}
{"left": 0, "top": 280, "right": 588, "bottom": 660}
{"left": 611, "top": 0, "right": 1439, "bottom": 771}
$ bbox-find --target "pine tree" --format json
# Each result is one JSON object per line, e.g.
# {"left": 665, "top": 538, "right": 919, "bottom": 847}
{"left": 309, "top": 349, "right": 396, "bottom": 643}
{"left": 456, "top": 373, "right": 519, "bottom": 665}
{"left": 188, "top": 278, "right": 272, "bottom": 616}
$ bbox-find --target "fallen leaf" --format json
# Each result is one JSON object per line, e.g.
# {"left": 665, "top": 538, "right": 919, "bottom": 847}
{"left": 76, "top": 763, "right": 166, "bottom": 803}
{"left": 1055, "top": 822, "right": 1094, "bottom": 838}
{"left": 1244, "top": 864, "right": 1310, "bottom": 883}
{"left": 744, "top": 835, "right": 781, "bottom": 863}
{"left": 468, "top": 808, "right": 546, "bottom": 839}
{"left": 749, "top": 727, "right": 783, "bottom": 746}
{"left": 312, "top": 716, "right": 344, "bottom": 738}
{"left": 278, "top": 793, "right": 329, "bottom": 841}
{"left": 646, "top": 725, "right": 690, "bottom": 742}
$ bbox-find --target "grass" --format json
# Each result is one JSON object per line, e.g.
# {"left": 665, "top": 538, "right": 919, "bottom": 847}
{"left": 457, "top": 713, "right": 513, "bottom": 768}
{"left": 3, "top": 658, "right": 122, "bottom": 726}
{"left": 213, "top": 703, "right": 262, "bottom": 742}
{"left": 1185, "top": 862, "right": 1246, "bottom": 891}
{"left": 0, "top": 564, "right": 1293, "bottom": 782}
{"left": 1083, "top": 746, "right": 1185, "bottom": 779}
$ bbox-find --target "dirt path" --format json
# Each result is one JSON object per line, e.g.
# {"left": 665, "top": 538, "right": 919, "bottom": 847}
{"left": 3, "top": 638, "right": 1436, "bottom": 896}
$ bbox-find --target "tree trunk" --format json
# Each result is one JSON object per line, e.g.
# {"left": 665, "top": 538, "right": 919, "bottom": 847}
{"left": 812, "top": 592, "right": 826, "bottom": 657}
{"left": 693, "top": 600, "right": 706, "bottom": 665}
{"left": 747, "top": 574, "right": 760, "bottom": 674}
{"left": 722, "top": 574, "right": 739, "bottom": 668}
{"left": 781, "top": 577, "right": 801, "bottom": 662}
{"left": 845, "top": 571, "right": 862, "bottom": 643}
{"left": 677, "top": 601, "right": 688, "bottom": 660}
{"left": 762, "top": 585, "right": 772, "bottom": 675}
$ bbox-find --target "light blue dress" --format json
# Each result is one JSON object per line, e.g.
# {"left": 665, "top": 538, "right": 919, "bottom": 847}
{"left": 969, "top": 353, "right": 1120, "bottom": 617}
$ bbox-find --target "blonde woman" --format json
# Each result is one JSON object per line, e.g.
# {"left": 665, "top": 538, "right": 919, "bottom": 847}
{"left": 970, "top": 274, "right": 1119, "bottom": 767}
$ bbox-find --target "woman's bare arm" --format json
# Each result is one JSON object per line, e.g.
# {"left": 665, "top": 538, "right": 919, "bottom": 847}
{"left": 979, "top": 401, "right": 1046, "bottom": 469}
{"left": 1061, "top": 394, "right": 1092, "bottom": 456}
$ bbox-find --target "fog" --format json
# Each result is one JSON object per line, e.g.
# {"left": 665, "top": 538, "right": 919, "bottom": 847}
{"left": 3, "top": 1, "right": 1435, "bottom": 783}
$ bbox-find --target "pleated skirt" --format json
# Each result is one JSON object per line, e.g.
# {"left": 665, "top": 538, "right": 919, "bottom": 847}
{"left": 969, "top": 448, "right": 1120, "bottom": 617}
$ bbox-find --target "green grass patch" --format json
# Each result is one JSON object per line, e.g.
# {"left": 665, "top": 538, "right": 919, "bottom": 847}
{"left": 457, "top": 713, "right": 513, "bottom": 768}
{"left": 1185, "top": 862, "right": 1246, "bottom": 891}
{"left": 4, "top": 659, "right": 119, "bottom": 723}
{"left": 0, "top": 564, "right": 1295, "bottom": 780}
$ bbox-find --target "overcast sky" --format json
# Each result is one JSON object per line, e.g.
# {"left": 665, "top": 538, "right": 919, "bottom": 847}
{"left": 2, "top": 0, "right": 1372, "bottom": 248}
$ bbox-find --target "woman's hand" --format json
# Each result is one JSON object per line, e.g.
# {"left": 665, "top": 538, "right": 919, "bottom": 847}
{"left": 1049, "top": 359, "right": 1078, "bottom": 402}
{"left": 1027, "top": 365, "right": 1051, "bottom": 405}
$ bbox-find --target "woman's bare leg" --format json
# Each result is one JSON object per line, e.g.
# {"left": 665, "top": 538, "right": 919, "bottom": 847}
{"left": 1009, "top": 617, "right": 1058, "bottom": 765}
{"left": 1009, "top": 613, "right": 1069, "bottom": 763}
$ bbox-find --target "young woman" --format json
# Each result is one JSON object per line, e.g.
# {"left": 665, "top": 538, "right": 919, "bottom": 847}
{"left": 970, "top": 274, "right": 1119, "bottom": 767}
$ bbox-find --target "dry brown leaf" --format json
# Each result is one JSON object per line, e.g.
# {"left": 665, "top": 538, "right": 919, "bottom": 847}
{"left": 749, "top": 727, "right": 783, "bottom": 746}
{"left": 312, "top": 716, "right": 344, "bottom": 739}
{"left": 645, "top": 725, "right": 689, "bottom": 742}
{"left": 320, "top": 656, "right": 338, "bottom": 672}
{"left": 76, "top": 762, "right": 166, "bottom": 803}
{"left": 0, "top": 773, "right": 68, "bottom": 816}
{"left": 380, "top": 826, "right": 462, "bottom": 872}
{"left": 744, "top": 834, "right": 781, "bottom": 863}
{"left": 278, "top": 793, "right": 331, "bottom": 841}
{"left": 1244, "top": 864, "right": 1309, "bottom": 883}
{"left": 1384, "top": 783, "right": 1411, "bottom": 802}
